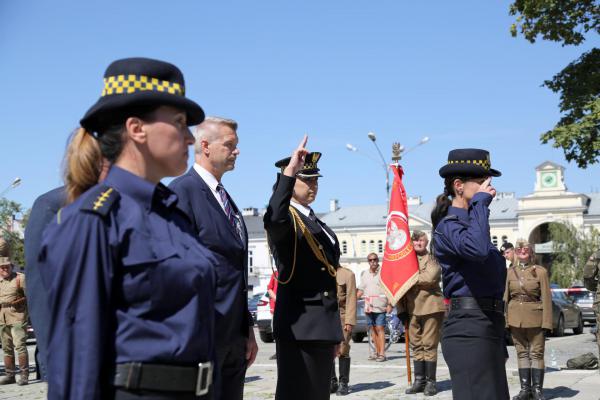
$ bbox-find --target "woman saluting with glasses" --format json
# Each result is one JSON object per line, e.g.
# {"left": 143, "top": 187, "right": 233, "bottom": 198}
{"left": 430, "top": 149, "right": 509, "bottom": 400}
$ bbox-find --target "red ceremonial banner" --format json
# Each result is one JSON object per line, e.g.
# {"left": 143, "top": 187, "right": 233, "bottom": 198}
{"left": 379, "top": 165, "right": 419, "bottom": 305}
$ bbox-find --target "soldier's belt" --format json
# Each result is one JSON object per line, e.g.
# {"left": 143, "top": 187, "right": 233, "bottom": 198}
{"left": 510, "top": 294, "right": 540, "bottom": 303}
{"left": 450, "top": 297, "right": 504, "bottom": 314}
{"left": 114, "top": 361, "right": 213, "bottom": 396}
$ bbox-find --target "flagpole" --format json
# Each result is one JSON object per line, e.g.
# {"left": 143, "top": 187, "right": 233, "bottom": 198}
{"left": 390, "top": 143, "right": 412, "bottom": 385}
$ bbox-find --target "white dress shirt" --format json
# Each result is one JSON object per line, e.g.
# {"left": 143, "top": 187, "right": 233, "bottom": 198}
{"left": 290, "top": 200, "right": 334, "bottom": 244}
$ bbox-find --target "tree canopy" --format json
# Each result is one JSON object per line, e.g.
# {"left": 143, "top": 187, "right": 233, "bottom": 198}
{"left": 510, "top": 0, "right": 600, "bottom": 168}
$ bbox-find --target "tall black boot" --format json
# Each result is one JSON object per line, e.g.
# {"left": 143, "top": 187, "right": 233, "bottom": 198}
{"left": 512, "top": 368, "right": 531, "bottom": 400}
{"left": 330, "top": 360, "right": 338, "bottom": 393}
{"left": 405, "top": 360, "right": 426, "bottom": 394}
{"left": 336, "top": 357, "right": 351, "bottom": 396}
{"left": 531, "top": 368, "right": 546, "bottom": 400}
{"left": 423, "top": 361, "right": 438, "bottom": 396}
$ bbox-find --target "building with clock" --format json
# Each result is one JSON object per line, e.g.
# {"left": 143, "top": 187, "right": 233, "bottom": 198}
{"left": 244, "top": 161, "right": 600, "bottom": 292}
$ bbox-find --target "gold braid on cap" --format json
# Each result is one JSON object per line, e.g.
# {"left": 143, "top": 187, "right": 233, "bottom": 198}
{"left": 268, "top": 206, "right": 337, "bottom": 285}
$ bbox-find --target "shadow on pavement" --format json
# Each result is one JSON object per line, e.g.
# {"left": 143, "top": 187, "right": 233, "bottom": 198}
{"left": 245, "top": 376, "right": 262, "bottom": 383}
{"left": 544, "top": 386, "right": 579, "bottom": 399}
{"left": 436, "top": 379, "right": 452, "bottom": 392}
{"left": 350, "top": 380, "right": 394, "bottom": 393}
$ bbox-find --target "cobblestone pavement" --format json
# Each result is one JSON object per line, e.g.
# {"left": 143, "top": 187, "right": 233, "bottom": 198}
{"left": 1, "top": 328, "right": 598, "bottom": 399}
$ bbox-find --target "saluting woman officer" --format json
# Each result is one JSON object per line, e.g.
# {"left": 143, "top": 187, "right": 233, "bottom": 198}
{"left": 505, "top": 239, "right": 552, "bottom": 400}
{"left": 38, "top": 58, "right": 217, "bottom": 400}
{"left": 431, "top": 149, "right": 509, "bottom": 400}
{"left": 264, "top": 136, "right": 344, "bottom": 400}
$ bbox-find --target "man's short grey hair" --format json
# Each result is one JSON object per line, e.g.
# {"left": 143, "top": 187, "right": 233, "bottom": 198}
{"left": 194, "top": 116, "right": 238, "bottom": 153}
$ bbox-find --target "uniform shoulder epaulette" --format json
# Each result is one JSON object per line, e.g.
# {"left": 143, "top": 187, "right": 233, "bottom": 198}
{"left": 442, "top": 214, "right": 458, "bottom": 222}
{"left": 80, "top": 185, "right": 120, "bottom": 217}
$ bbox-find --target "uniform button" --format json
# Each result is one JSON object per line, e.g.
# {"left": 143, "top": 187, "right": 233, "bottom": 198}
{"left": 318, "top": 245, "right": 323, "bottom": 250}
{"left": 324, "top": 291, "right": 329, "bottom": 297}
{"left": 321, "top": 267, "right": 325, "bottom": 271}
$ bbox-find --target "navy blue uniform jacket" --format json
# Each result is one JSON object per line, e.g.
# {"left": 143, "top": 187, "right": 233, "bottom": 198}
{"left": 169, "top": 167, "right": 252, "bottom": 345}
{"left": 38, "top": 167, "right": 217, "bottom": 400}
{"left": 24, "top": 186, "right": 65, "bottom": 379}
{"left": 433, "top": 192, "right": 506, "bottom": 300}
{"left": 264, "top": 174, "right": 343, "bottom": 342}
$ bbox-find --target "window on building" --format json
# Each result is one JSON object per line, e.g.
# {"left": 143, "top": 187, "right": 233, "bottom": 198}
{"left": 378, "top": 240, "right": 383, "bottom": 253}
{"left": 342, "top": 240, "right": 347, "bottom": 254}
{"left": 369, "top": 240, "right": 375, "bottom": 253}
{"left": 361, "top": 240, "right": 366, "bottom": 254}
{"left": 492, "top": 236, "right": 498, "bottom": 246}
{"left": 248, "top": 250, "right": 254, "bottom": 274}
{"left": 502, "top": 235, "right": 508, "bottom": 244}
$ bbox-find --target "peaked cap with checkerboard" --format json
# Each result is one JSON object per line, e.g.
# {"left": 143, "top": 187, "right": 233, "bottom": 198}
{"left": 275, "top": 152, "right": 323, "bottom": 178}
{"left": 80, "top": 57, "right": 205, "bottom": 133}
{"left": 439, "top": 148, "right": 501, "bottom": 178}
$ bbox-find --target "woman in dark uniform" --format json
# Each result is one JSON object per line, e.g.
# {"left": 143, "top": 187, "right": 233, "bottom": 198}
{"left": 505, "top": 239, "right": 552, "bottom": 400}
{"left": 431, "top": 148, "right": 509, "bottom": 400}
{"left": 38, "top": 58, "right": 217, "bottom": 400}
{"left": 264, "top": 136, "right": 344, "bottom": 400}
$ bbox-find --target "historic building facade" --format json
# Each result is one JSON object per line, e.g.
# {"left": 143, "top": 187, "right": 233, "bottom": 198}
{"left": 245, "top": 161, "right": 600, "bottom": 292}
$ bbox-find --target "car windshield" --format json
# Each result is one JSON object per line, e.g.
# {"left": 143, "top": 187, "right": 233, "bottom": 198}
{"left": 568, "top": 291, "right": 594, "bottom": 302}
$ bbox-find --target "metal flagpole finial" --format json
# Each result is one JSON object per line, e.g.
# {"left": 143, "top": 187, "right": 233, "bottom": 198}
{"left": 392, "top": 143, "right": 402, "bottom": 163}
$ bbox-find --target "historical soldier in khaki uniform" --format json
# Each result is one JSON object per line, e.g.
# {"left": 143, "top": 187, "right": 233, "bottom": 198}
{"left": 583, "top": 250, "right": 600, "bottom": 359}
{"left": 398, "top": 231, "right": 445, "bottom": 396}
{"left": 504, "top": 239, "right": 552, "bottom": 400}
{"left": 0, "top": 239, "right": 29, "bottom": 386}
{"left": 330, "top": 266, "right": 357, "bottom": 396}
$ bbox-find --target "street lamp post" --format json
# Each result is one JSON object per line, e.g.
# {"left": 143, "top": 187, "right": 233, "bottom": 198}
{"left": 367, "top": 132, "right": 391, "bottom": 202}
{"left": 0, "top": 178, "right": 22, "bottom": 198}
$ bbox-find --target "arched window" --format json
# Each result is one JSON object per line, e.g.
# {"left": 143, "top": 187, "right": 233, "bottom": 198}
{"left": 377, "top": 240, "right": 383, "bottom": 253}
{"left": 361, "top": 240, "right": 366, "bottom": 254}
{"left": 492, "top": 236, "right": 498, "bottom": 246}
{"left": 369, "top": 240, "right": 376, "bottom": 252}
{"left": 342, "top": 240, "right": 348, "bottom": 254}
{"left": 501, "top": 235, "right": 508, "bottom": 244}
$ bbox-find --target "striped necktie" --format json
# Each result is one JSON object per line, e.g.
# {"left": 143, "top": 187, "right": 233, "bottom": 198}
{"left": 217, "top": 183, "right": 243, "bottom": 241}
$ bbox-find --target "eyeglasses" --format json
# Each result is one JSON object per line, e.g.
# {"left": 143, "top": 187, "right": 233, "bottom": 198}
{"left": 516, "top": 247, "right": 530, "bottom": 252}
{"left": 367, "top": 258, "right": 378, "bottom": 263}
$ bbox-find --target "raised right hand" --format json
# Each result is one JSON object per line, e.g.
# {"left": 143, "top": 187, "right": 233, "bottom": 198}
{"left": 283, "top": 135, "right": 309, "bottom": 177}
{"left": 476, "top": 177, "right": 496, "bottom": 198}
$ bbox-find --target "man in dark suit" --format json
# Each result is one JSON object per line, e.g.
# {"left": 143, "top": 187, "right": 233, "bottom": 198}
{"left": 24, "top": 186, "right": 66, "bottom": 381}
{"left": 169, "top": 116, "right": 257, "bottom": 400}
{"left": 264, "top": 136, "right": 344, "bottom": 400}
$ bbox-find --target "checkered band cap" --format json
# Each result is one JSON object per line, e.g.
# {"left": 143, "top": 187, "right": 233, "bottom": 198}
{"left": 439, "top": 148, "right": 501, "bottom": 178}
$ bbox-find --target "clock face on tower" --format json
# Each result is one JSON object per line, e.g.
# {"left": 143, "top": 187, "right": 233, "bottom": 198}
{"left": 541, "top": 171, "right": 558, "bottom": 188}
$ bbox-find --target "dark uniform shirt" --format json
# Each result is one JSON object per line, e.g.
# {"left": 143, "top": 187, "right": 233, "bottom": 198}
{"left": 433, "top": 192, "right": 506, "bottom": 300}
{"left": 38, "top": 166, "right": 217, "bottom": 400}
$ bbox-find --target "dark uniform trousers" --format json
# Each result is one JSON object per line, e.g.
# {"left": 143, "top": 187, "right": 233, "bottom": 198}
{"left": 442, "top": 308, "right": 510, "bottom": 400}
{"left": 114, "top": 389, "right": 211, "bottom": 400}
{"left": 409, "top": 313, "right": 444, "bottom": 361}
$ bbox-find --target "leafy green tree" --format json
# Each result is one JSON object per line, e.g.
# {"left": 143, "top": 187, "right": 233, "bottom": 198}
{"left": 547, "top": 222, "right": 600, "bottom": 287}
{"left": 509, "top": 0, "right": 600, "bottom": 168}
{"left": 0, "top": 198, "right": 26, "bottom": 268}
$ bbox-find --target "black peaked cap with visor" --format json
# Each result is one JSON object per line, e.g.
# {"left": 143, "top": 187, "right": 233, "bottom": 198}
{"left": 80, "top": 57, "right": 205, "bottom": 134}
{"left": 438, "top": 148, "right": 501, "bottom": 178}
{"left": 275, "top": 152, "right": 323, "bottom": 178}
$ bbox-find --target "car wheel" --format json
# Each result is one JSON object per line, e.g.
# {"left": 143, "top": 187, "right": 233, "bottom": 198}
{"left": 555, "top": 314, "right": 565, "bottom": 337}
{"left": 259, "top": 330, "right": 274, "bottom": 343}
{"left": 573, "top": 314, "right": 584, "bottom": 335}
{"left": 352, "top": 333, "right": 365, "bottom": 343}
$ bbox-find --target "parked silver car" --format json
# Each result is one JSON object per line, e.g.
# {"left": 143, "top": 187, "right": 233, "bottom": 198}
{"left": 566, "top": 287, "right": 596, "bottom": 324}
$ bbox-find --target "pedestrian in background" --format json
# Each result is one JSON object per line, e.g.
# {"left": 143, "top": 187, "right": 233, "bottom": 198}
{"left": 583, "top": 249, "right": 600, "bottom": 360}
{"left": 357, "top": 253, "right": 392, "bottom": 362}
{"left": 0, "top": 238, "right": 29, "bottom": 386}
{"left": 170, "top": 116, "right": 257, "bottom": 400}
{"left": 331, "top": 265, "right": 356, "bottom": 396}
{"left": 38, "top": 57, "right": 217, "bottom": 400}
{"left": 264, "top": 136, "right": 343, "bottom": 400}
{"left": 431, "top": 148, "right": 509, "bottom": 400}
{"left": 505, "top": 239, "right": 552, "bottom": 400}
{"left": 398, "top": 231, "right": 445, "bottom": 396}
{"left": 501, "top": 242, "right": 515, "bottom": 268}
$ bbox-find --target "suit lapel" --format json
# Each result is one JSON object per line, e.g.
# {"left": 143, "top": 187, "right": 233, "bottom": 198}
{"left": 190, "top": 168, "right": 243, "bottom": 245}
{"left": 296, "top": 210, "right": 339, "bottom": 266}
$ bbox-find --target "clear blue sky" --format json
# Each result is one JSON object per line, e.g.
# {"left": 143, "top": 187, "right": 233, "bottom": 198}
{"left": 1, "top": 1, "right": 598, "bottom": 212}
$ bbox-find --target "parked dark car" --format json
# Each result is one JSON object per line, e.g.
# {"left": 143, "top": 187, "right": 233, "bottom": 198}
{"left": 550, "top": 289, "right": 584, "bottom": 336}
{"left": 566, "top": 287, "right": 596, "bottom": 324}
{"left": 248, "top": 292, "right": 265, "bottom": 326}
{"left": 351, "top": 299, "right": 368, "bottom": 343}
